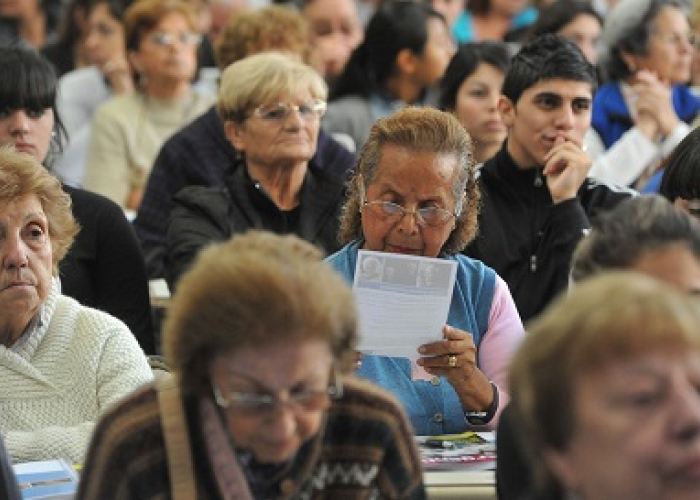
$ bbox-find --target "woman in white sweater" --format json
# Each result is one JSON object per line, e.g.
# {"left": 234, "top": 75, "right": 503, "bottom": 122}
{"left": 0, "top": 147, "right": 152, "bottom": 464}
{"left": 83, "top": 0, "right": 213, "bottom": 210}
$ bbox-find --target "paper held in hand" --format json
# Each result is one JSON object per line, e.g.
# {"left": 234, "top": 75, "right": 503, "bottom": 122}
{"left": 353, "top": 250, "right": 457, "bottom": 359}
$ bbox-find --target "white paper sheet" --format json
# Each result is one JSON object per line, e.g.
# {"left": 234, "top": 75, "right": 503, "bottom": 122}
{"left": 353, "top": 250, "right": 457, "bottom": 359}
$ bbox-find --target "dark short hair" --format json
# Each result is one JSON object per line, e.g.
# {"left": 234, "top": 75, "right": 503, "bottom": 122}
{"left": 572, "top": 195, "right": 700, "bottom": 282}
{"left": 331, "top": 0, "right": 445, "bottom": 100}
{"left": 527, "top": 0, "right": 602, "bottom": 42}
{"left": 660, "top": 126, "right": 700, "bottom": 202}
{"left": 502, "top": 33, "right": 596, "bottom": 105}
{"left": 0, "top": 46, "right": 67, "bottom": 159}
{"left": 88, "top": 0, "right": 134, "bottom": 23}
{"left": 439, "top": 41, "right": 511, "bottom": 111}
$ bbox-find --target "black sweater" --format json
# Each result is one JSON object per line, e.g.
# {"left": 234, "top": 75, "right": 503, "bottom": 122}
{"left": 465, "top": 146, "right": 634, "bottom": 322}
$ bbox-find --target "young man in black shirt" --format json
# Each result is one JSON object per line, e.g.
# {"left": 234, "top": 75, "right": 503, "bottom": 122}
{"left": 465, "top": 34, "right": 634, "bottom": 322}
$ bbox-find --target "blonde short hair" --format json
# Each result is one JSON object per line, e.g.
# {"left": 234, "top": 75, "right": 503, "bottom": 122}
{"left": 216, "top": 52, "right": 328, "bottom": 123}
{"left": 163, "top": 230, "right": 358, "bottom": 395}
{"left": 215, "top": 5, "right": 311, "bottom": 70}
{"left": 0, "top": 146, "right": 79, "bottom": 273}
{"left": 217, "top": 52, "right": 327, "bottom": 123}
{"left": 509, "top": 271, "right": 700, "bottom": 496}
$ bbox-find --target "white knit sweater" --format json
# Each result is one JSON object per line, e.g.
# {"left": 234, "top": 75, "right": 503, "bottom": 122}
{"left": 0, "top": 278, "right": 153, "bottom": 464}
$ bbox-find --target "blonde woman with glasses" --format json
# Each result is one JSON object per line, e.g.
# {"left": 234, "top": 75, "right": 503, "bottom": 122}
{"left": 164, "top": 52, "right": 346, "bottom": 290}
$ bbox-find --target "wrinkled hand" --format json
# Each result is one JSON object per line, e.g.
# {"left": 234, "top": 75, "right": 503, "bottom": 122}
{"left": 417, "top": 325, "right": 478, "bottom": 380}
{"left": 633, "top": 70, "right": 679, "bottom": 138}
{"left": 543, "top": 135, "right": 591, "bottom": 203}
{"left": 416, "top": 325, "right": 493, "bottom": 411}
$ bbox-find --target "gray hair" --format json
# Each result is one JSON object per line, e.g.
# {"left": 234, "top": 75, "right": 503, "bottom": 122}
{"left": 600, "top": 0, "right": 688, "bottom": 80}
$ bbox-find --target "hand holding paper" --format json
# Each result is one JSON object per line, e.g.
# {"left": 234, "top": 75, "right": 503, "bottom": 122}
{"left": 353, "top": 250, "right": 457, "bottom": 360}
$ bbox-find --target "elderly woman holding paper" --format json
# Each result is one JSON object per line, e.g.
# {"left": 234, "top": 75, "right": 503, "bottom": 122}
{"left": 326, "top": 107, "right": 525, "bottom": 435}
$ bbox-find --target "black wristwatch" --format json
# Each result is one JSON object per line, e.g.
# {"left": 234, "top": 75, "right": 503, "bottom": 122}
{"left": 465, "top": 382, "right": 499, "bottom": 426}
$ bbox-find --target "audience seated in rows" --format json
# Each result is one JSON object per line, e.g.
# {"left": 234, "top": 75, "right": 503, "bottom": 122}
{"left": 464, "top": 34, "right": 634, "bottom": 323}
{"left": 83, "top": 0, "right": 213, "bottom": 210}
{"left": 323, "top": 0, "right": 455, "bottom": 151}
{"left": 326, "top": 107, "right": 525, "bottom": 435}
{"left": 0, "top": 46, "right": 155, "bottom": 353}
{"left": 497, "top": 194, "right": 700, "bottom": 500}
{"left": 134, "top": 5, "right": 355, "bottom": 280}
{"left": 0, "top": 146, "right": 152, "bottom": 464}
{"left": 77, "top": 231, "right": 426, "bottom": 500}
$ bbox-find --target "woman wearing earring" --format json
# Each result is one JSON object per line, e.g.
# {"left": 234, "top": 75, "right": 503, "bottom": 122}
{"left": 84, "top": 0, "right": 213, "bottom": 210}
{"left": 586, "top": 0, "right": 699, "bottom": 189}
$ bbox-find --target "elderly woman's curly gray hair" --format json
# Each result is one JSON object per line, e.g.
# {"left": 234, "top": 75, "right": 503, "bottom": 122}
{"left": 337, "top": 107, "right": 479, "bottom": 255}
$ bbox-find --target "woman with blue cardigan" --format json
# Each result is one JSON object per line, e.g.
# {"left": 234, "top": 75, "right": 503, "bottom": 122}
{"left": 326, "top": 107, "right": 525, "bottom": 436}
{"left": 586, "top": 0, "right": 700, "bottom": 189}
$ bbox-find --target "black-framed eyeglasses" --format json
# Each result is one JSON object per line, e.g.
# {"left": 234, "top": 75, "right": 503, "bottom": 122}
{"left": 250, "top": 99, "right": 327, "bottom": 122}
{"left": 147, "top": 31, "right": 202, "bottom": 47}
{"left": 358, "top": 183, "right": 460, "bottom": 228}
{"left": 212, "top": 366, "right": 343, "bottom": 418}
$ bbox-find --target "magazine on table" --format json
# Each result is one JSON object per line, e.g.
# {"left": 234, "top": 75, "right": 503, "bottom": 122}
{"left": 416, "top": 431, "right": 496, "bottom": 471}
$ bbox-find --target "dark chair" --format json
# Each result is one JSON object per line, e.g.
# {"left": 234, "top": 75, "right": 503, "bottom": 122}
{"left": 0, "top": 430, "right": 21, "bottom": 500}
{"left": 496, "top": 405, "right": 563, "bottom": 500}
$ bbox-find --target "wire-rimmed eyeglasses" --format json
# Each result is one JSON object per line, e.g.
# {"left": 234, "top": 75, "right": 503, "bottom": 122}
{"left": 212, "top": 367, "right": 343, "bottom": 417}
{"left": 147, "top": 31, "right": 202, "bottom": 47}
{"left": 358, "top": 183, "right": 460, "bottom": 228}
{"left": 250, "top": 99, "right": 327, "bottom": 122}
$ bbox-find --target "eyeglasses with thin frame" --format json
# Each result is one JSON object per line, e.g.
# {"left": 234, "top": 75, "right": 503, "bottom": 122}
{"left": 249, "top": 99, "right": 327, "bottom": 123}
{"left": 147, "top": 31, "right": 202, "bottom": 47}
{"left": 652, "top": 30, "right": 697, "bottom": 49}
{"left": 358, "top": 183, "right": 461, "bottom": 228}
{"left": 212, "top": 366, "right": 343, "bottom": 418}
